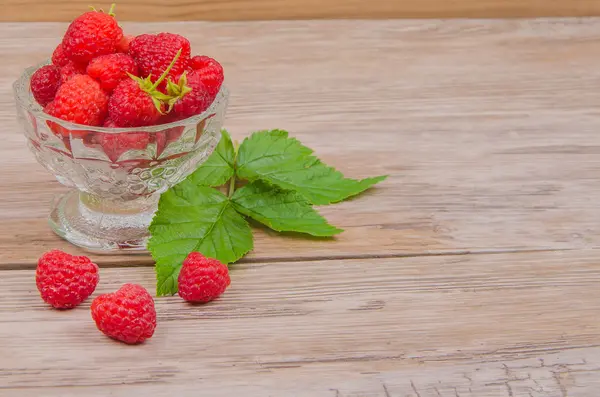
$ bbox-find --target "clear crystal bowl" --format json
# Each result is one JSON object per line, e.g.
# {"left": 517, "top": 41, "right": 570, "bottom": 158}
{"left": 13, "top": 63, "right": 228, "bottom": 252}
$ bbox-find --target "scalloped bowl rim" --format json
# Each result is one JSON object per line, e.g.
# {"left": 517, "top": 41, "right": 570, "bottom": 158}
{"left": 13, "top": 61, "right": 229, "bottom": 134}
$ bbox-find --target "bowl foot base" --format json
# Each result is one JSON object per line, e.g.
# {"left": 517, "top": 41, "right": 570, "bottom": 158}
{"left": 49, "top": 190, "right": 159, "bottom": 253}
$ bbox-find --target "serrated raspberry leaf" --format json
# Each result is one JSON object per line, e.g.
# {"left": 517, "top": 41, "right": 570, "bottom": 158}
{"left": 148, "top": 186, "right": 253, "bottom": 296}
{"left": 231, "top": 181, "right": 343, "bottom": 237}
{"left": 236, "top": 130, "right": 387, "bottom": 205}
{"left": 186, "top": 129, "right": 235, "bottom": 187}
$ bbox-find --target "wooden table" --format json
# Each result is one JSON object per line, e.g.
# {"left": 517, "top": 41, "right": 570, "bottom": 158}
{"left": 2, "top": 19, "right": 600, "bottom": 396}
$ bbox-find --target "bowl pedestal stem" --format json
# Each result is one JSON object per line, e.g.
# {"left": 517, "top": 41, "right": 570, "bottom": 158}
{"left": 49, "top": 190, "right": 160, "bottom": 252}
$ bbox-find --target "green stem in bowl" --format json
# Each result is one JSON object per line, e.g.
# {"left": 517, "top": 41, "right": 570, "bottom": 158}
{"left": 150, "top": 48, "right": 182, "bottom": 91}
{"left": 128, "top": 48, "right": 183, "bottom": 114}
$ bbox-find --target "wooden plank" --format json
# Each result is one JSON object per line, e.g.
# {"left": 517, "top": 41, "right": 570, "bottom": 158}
{"left": 4, "top": 20, "right": 600, "bottom": 267}
{"left": 2, "top": 0, "right": 600, "bottom": 22}
{"left": 2, "top": 250, "right": 600, "bottom": 394}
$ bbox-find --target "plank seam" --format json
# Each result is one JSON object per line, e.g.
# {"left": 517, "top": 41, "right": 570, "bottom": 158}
{"left": 0, "top": 247, "right": 587, "bottom": 270}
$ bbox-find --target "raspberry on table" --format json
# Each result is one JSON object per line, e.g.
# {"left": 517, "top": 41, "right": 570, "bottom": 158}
{"left": 189, "top": 55, "right": 224, "bottom": 99}
{"left": 91, "top": 283, "right": 156, "bottom": 344}
{"left": 49, "top": 74, "right": 109, "bottom": 126}
{"left": 61, "top": 7, "right": 123, "bottom": 63}
{"left": 30, "top": 65, "right": 61, "bottom": 107}
{"left": 87, "top": 53, "right": 139, "bottom": 92}
{"left": 178, "top": 252, "right": 231, "bottom": 303}
{"left": 36, "top": 250, "right": 99, "bottom": 309}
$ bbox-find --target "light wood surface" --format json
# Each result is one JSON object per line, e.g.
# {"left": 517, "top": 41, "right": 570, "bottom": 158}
{"left": 2, "top": 19, "right": 600, "bottom": 395}
{"left": 3, "top": 20, "right": 600, "bottom": 266}
{"left": 3, "top": 0, "right": 600, "bottom": 21}
{"left": 3, "top": 251, "right": 600, "bottom": 395}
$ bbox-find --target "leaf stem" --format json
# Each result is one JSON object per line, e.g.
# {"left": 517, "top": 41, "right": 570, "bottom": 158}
{"left": 228, "top": 138, "right": 240, "bottom": 198}
{"left": 228, "top": 174, "right": 236, "bottom": 198}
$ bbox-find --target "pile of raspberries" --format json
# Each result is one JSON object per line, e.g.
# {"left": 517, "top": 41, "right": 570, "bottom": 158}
{"left": 30, "top": 5, "right": 224, "bottom": 131}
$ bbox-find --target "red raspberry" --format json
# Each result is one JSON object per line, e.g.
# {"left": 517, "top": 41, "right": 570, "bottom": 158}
{"left": 116, "top": 34, "right": 134, "bottom": 53}
{"left": 51, "top": 44, "right": 70, "bottom": 67}
{"left": 157, "top": 113, "right": 178, "bottom": 125}
{"left": 170, "top": 70, "right": 211, "bottom": 119}
{"left": 60, "top": 60, "right": 86, "bottom": 84}
{"left": 87, "top": 53, "right": 138, "bottom": 92}
{"left": 194, "top": 117, "right": 208, "bottom": 144}
{"left": 178, "top": 253, "right": 230, "bottom": 303}
{"left": 91, "top": 283, "right": 156, "bottom": 344}
{"left": 36, "top": 250, "right": 99, "bottom": 309}
{"left": 108, "top": 79, "right": 164, "bottom": 127}
{"left": 153, "top": 123, "right": 185, "bottom": 157}
{"left": 30, "top": 65, "right": 61, "bottom": 107}
{"left": 108, "top": 49, "right": 183, "bottom": 127}
{"left": 189, "top": 55, "right": 224, "bottom": 99}
{"left": 44, "top": 102, "right": 87, "bottom": 153}
{"left": 62, "top": 8, "right": 123, "bottom": 64}
{"left": 101, "top": 132, "right": 150, "bottom": 160}
{"left": 93, "top": 129, "right": 151, "bottom": 162}
{"left": 44, "top": 101, "right": 56, "bottom": 115}
{"left": 154, "top": 113, "right": 186, "bottom": 152}
{"left": 103, "top": 118, "right": 118, "bottom": 128}
{"left": 44, "top": 101, "right": 84, "bottom": 143}
{"left": 50, "top": 74, "right": 109, "bottom": 126}
{"left": 129, "top": 33, "right": 191, "bottom": 87}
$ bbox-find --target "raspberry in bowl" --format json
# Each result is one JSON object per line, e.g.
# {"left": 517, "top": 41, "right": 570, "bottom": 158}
{"left": 12, "top": 7, "right": 228, "bottom": 252}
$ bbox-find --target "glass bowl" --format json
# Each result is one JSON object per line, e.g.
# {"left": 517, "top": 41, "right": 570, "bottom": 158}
{"left": 13, "top": 63, "right": 229, "bottom": 252}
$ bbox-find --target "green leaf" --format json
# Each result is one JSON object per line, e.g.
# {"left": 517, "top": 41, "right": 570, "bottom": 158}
{"left": 148, "top": 185, "right": 253, "bottom": 296}
{"left": 236, "top": 130, "right": 387, "bottom": 205}
{"left": 187, "top": 130, "right": 236, "bottom": 187}
{"left": 232, "top": 181, "right": 343, "bottom": 237}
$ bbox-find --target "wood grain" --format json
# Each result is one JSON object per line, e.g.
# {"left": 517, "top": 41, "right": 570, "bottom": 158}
{"left": 2, "top": 0, "right": 600, "bottom": 22}
{"left": 2, "top": 250, "right": 600, "bottom": 395}
{"left": 3, "top": 20, "right": 600, "bottom": 267}
{"left": 4, "top": 19, "right": 600, "bottom": 396}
